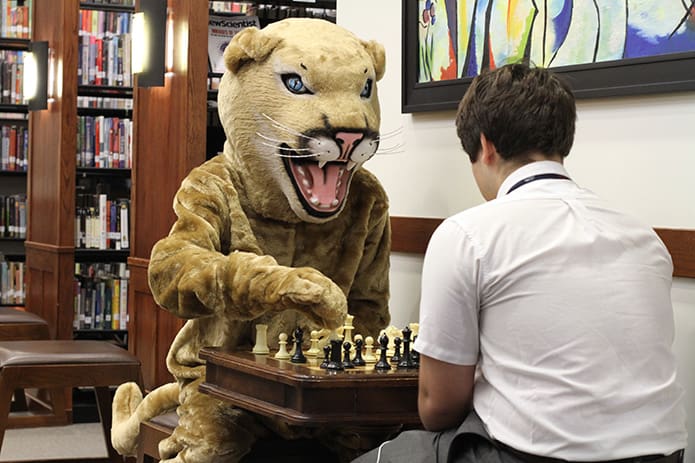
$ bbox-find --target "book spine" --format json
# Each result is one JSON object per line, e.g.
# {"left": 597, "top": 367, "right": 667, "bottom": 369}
{"left": 119, "top": 273, "right": 128, "bottom": 330}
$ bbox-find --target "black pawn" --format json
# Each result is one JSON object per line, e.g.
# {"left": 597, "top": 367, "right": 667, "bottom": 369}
{"left": 374, "top": 333, "right": 391, "bottom": 370}
{"left": 390, "top": 337, "right": 402, "bottom": 363}
{"left": 397, "top": 326, "right": 415, "bottom": 369}
{"left": 320, "top": 344, "right": 331, "bottom": 369}
{"left": 326, "top": 338, "right": 344, "bottom": 371}
{"left": 353, "top": 338, "right": 366, "bottom": 366}
{"left": 290, "top": 327, "right": 307, "bottom": 364}
{"left": 342, "top": 342, "right": 355, "bottom": 368}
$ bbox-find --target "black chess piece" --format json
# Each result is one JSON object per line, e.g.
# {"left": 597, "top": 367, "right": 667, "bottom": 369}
{"left": 320, "top": 344, "right": 331, "bottom": 369}
{"left": 397, "top": 326, "right": 415, "bottom": 369}
{"left": 290, "top": 327, "right": 307, "bottom": 364}
{"left": 326, "top": 338, "right": 344, "bottom": 371}
{"left": 374, "top": 333, "right": 391, "bottom": 370}
{"left": 342, "top": 341, "right": 355, "bottom": 368}
{"left": 353, "top": 337, "right": 366, "bottom": 366}
{"left": 411, "top": 335, "right": 420, "bottom": 367}
{"left": 390, "top": 337, "right": 402, "bottom": 363}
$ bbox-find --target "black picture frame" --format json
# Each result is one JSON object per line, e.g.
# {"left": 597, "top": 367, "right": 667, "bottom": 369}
{"left": 402, "top": 0, "right": 695, "bottom": 113}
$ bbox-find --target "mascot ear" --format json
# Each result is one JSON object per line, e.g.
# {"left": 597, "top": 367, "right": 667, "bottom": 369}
{"left": 362, "top": 39, "right": 386, "bottom": 81}
{"left": 224, "top": 27, "right": 282, "bottom": 74}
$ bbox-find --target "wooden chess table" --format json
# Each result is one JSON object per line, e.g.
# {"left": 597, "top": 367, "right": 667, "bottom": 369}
{"left": 199, "top": 347, "right": 421, "bottom": 427}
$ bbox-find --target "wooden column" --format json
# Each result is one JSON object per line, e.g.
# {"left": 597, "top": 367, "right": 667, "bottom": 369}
{"left": 128, "top": 0, "right": 208, "bottom": 390}
{"left": 25, "top": 0, "right": 79, "bottom": 340}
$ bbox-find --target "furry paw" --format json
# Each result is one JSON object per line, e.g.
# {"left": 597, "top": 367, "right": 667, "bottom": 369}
{"left": 279, "top": 267, "right": 347, "bottom": 329}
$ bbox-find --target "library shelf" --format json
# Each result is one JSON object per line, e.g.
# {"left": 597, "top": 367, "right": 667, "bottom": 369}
{"left": 76, "top": 167, "right": 131, "bottom": 178}
{"left": 0, "top": 37, "right": 29, "bottom": 51}
{"left": 74, "top": 249, "right": 130, "bottom": 262}
{"left": 79, "top": 1, "right": 134, "bottom": 13}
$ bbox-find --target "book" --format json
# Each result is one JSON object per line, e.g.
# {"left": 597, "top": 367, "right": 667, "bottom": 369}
{"left": 207, "top": 14, "right": 259, "bottom": 74}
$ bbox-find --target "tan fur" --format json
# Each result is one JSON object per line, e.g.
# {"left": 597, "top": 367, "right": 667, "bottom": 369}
{"left": 111, "top": 18, "right": 391, "bottom": 463}
{"left": 111, "top": 382, "right": 179, "bottom": 456}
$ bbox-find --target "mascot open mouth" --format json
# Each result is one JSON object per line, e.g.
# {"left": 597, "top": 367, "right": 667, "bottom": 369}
{"left": 281, "top": 144, "right": 352, "bottom": 218}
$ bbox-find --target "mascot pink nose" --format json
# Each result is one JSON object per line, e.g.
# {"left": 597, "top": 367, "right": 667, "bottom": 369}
{"left": 335, "top": 132, "right": 364, "bottom": 161}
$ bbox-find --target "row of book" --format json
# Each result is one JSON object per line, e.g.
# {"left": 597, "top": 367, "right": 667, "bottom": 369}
{"left": 210, "top": 1, "right": 254, "bottom": 13}
{"left": 209, "top": 2, "right": 336, "bottom": 21}
{"left": 0, "top": 194, "right": 26, "bottom": 239}
{"left": 78, "top": 95, "right": 133, "bottom": 110}
{"left": 76, "top": 194, "right": 130, "bottom": 250}
{"left": 0, "top": 50, "right": 26, "bottom": 104}
{"left": 0, "top": 123, "right": 27, "bottom": 171}
{"left": 81, "top": 0, "right": 134, "bottom": 5}
{"left": 73, "top": 262, "right": 129, "bottom": 331}
{"left": 78, "top": 9, "right": 132, "bottom": 87}
{"left": 0, "top": 0, "right": 31, "bottom": 39}
{"left": 77, "top": 115, "right": 133, "bottom": 169}
{"left": 255, "top": 5, "right": 336, "bottom": 22}
{"left": 0, "top": 257, "right": 23, "bottom": 304}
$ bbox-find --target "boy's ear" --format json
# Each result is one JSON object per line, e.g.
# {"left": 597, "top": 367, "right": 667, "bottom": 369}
{"left": 479, "top": 134, "right": 497, "bottom": 165}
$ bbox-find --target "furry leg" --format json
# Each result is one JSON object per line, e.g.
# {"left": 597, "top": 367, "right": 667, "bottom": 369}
{"left": 158, "top": 380, "right": 269, "bottom": 463}
{"left": 111, "top": 382, "right": 180, "bottom": 456}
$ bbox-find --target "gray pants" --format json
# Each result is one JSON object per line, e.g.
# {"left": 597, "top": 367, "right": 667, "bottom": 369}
{"left": 351, "top": 412, "right": 523, "bottom": 463}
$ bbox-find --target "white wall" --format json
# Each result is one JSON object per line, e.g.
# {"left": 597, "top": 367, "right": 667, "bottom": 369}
{"left": 339, "top": 0, "right": 695, "bottom": 459}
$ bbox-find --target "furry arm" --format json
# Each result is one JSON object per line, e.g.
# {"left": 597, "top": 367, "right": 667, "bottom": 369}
{"left": 148, "top": 167, "right": 348, "bottom": 329}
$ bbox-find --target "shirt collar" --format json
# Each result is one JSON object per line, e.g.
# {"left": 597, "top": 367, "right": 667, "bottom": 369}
{"left": 496, "top": 161, "right": 570, "bottom": 199}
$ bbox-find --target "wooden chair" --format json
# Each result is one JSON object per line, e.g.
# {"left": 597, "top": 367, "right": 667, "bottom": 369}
{"left": 0, "top": 307, "right": 50, "bottom": 341}
{"left": 0, "top": 340, "right": 142, "bottom": 463}
{"left": 0, "top": 306, "right": 52, "bottom": 415}
{"left": 137, "top": 411, "right": 178, "bottom": 463}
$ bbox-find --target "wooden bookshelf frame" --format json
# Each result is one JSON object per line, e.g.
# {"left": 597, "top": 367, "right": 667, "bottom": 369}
{"left": 390, "top": 216, "right": 695, "bottom": 279}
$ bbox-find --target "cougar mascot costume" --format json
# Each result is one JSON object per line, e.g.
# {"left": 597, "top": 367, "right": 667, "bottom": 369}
{"left": 111, "top": 18, "right": 392, "bottom": 463}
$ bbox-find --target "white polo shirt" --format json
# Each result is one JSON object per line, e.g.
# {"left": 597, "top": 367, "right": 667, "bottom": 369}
{"left": 414, "top": 161, "right": 686, "bottom": 460}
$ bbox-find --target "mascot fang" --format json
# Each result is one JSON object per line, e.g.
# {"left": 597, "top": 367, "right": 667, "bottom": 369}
{"left": 111, "top": 18, "right": 392, "bottom": 463}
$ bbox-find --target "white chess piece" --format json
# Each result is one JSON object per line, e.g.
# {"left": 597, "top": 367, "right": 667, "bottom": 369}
{"left": 306, "top": 330, "right": 320, "bottom": 358}
{"left": 274, "top": 333, "right": 291, "bottom": 360}
{"left": 343, "top": 314, "right": 355, "bottom": 353}
{"left": 363, "top": 335, "right": 376, "bottom": 363}
{"left": 252, "top": 324, "right": 270, "bottom": 354}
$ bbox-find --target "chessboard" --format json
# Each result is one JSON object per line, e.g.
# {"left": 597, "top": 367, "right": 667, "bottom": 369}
{"left": 199, "top": 348, "right": 421, "bottom": 426}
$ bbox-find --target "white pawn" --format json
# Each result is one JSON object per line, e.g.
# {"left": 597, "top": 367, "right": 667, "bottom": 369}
{"left": 274, "top": 333, "right": 291, "bottom": 360}
{"left": 306, "top": 330, "right": 320, "bottom": 358}
{"left": 252, "top": 324, "right": 269, "bottom": 354}
{"left": 363, "top": 335, "right": 377, "bottom": 364}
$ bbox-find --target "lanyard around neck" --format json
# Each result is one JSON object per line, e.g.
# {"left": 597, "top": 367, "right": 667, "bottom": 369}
{"left": 506, "top": 173, "right": 570, "bottom": 195}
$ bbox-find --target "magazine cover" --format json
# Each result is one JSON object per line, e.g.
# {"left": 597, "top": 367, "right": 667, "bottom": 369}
{"left": 208, "top": 15, "right": 261, "bottom": 74}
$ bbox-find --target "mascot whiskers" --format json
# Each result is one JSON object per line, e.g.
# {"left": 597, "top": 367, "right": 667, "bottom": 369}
{"left": 111, "top": 18, "right": 391, "bottom": 463}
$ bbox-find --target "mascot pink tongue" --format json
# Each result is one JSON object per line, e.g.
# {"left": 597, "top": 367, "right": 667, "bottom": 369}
{"left": 305, "top": 163, "right": 344, "bottom": 208}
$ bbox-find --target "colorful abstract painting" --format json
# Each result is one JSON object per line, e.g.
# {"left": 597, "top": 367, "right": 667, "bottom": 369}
{"left": 418, "top": 0, "right": 695, "bottom": 83}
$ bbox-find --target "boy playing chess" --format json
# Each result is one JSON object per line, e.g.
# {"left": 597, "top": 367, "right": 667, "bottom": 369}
{"left": 353, "top": 64, "right": 686, "bottom": 463}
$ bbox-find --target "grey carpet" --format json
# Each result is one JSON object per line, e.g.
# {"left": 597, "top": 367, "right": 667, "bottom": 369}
{"left": 0, "top": 423, "right": 108, "bottom": 461}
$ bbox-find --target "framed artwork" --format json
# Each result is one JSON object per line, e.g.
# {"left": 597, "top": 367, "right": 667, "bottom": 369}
{"left": 403, "top": 0, "right": 695, "bottom": 112}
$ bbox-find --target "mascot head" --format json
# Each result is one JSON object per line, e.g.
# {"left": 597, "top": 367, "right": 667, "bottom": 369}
{"left": 218, "top": 18, "right": 386, "bottom": 224}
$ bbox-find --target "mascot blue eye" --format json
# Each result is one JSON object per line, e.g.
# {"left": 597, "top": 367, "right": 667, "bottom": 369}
{"left": 282, "top": 74, "right": 312, "bottom": 94}
{"left": 361, "top": 79, "right": 373, "bottom": 98}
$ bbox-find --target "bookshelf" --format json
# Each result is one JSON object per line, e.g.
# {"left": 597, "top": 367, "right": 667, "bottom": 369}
{"left": 0, "top": 8, "right": 31, "bottom": 307}
{"left": 73, "top": 0, "right": 133, "bottom": 344}
{"left": 25, "top": 0, "right": 133, "bottom": 343}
